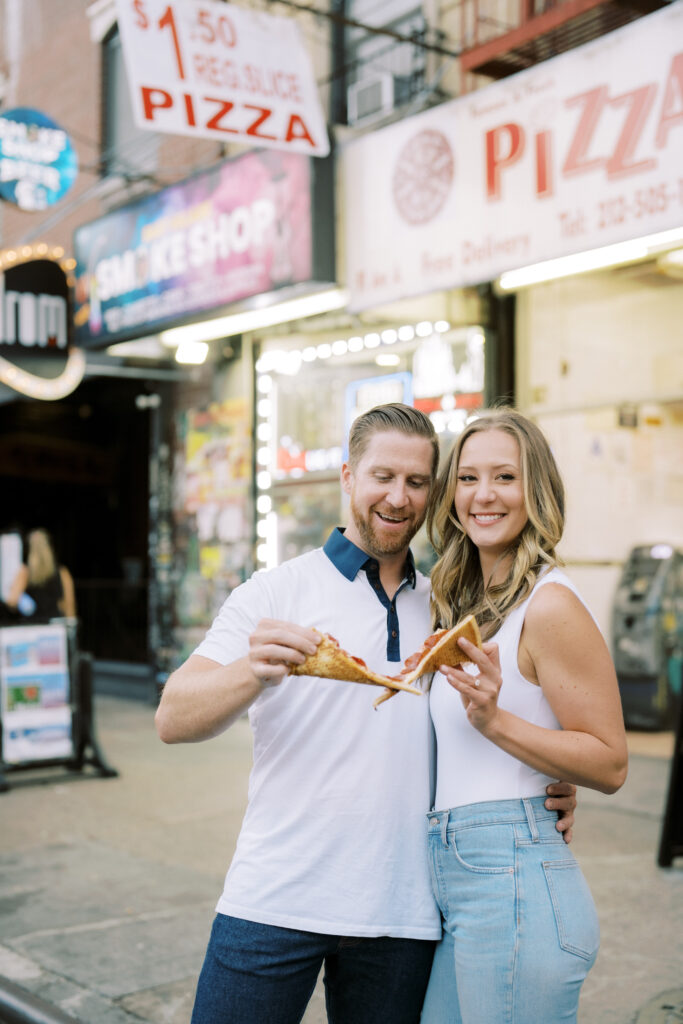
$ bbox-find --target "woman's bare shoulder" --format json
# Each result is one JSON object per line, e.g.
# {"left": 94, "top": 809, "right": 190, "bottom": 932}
{"left": 524, "top": 580, "right": 603, "bottom": 653}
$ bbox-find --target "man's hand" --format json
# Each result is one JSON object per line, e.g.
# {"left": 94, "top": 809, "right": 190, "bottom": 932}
{"left": 545, "top": 781, "right": 577, "bottom": 844}
{"left": 157, "top": 622, "right": 320, "bottom": 744}
{"left": 248, "top": 619, "right": 321, "bottom": 688}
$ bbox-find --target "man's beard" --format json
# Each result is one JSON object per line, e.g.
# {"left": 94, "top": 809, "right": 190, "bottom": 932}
{"left": 349, "top": 497, "right": 423, "bottom": 558}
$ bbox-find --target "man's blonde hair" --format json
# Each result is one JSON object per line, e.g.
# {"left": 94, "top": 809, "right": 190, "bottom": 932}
{"left": 348, "top": 403, "right": 439, "bottom": 477}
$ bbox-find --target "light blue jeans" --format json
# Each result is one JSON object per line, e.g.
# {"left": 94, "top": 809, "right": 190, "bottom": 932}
{"left": 421, "top": 797, "right": 599, "bottom": 1024}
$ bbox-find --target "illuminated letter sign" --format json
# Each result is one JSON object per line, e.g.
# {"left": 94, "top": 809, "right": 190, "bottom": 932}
{"left": 0, "top": 260, "right": 69, "bottom": 352}
{"left": 0, "top": 252, "right": 85, "bottom": 400}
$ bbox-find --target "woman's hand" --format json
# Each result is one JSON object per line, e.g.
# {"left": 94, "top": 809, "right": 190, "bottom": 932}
{"left": 440, "top": 637, "right": 503, "bottom": 735}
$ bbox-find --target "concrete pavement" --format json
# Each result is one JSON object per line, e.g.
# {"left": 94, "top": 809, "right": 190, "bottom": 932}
{"left": 0, "top": 694, "right": 681, "bottom": 1024}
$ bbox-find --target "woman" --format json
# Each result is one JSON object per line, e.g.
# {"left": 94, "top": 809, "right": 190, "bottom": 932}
{"left": 421, "top": 409, "right": 627, "bottom": 1024}
{"left": 7, "top": 529, "right": 76, "bottom": 621}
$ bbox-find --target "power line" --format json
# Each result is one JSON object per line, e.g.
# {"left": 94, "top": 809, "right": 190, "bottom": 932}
{"left": 271, "top": 0, "right": 461, "bottom": 59}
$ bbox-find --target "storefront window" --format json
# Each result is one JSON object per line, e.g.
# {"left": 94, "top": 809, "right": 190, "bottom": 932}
{"left": 102, "top": 28, "right": 159, "bottom": 179}
{"left": 272, "top": 480, "right": 343, "bottom": 564}
{"left": 255, "top": 322, "right": 486, "bottom": 571}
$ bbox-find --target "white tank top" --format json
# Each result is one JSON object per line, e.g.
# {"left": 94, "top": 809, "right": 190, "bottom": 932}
{"left": 430, "top": 568, "right": 590, "bottom": 811}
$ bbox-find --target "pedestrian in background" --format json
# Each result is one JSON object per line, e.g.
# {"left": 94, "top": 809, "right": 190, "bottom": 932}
{"left": 420, "top": 409, "right": 628, "bottom": 1023}
{"left": 6, "top": 528, "right": 76, "bottom": 621}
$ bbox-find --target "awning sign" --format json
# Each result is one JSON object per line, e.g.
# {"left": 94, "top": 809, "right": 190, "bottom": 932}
{"left": 116, "top": 0, "right": 330, "bottom": 156}
{"left": 0, "top": 108, "right": 78, "bottom": 212}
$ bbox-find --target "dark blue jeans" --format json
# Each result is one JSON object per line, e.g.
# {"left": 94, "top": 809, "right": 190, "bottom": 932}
{"left": 191, "top": 913, "right": 436, "bottom": 1024}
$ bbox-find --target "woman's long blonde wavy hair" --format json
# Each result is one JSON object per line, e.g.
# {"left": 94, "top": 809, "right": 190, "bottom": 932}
{"left": 427, "top": 409, "right": 565, "bottom": 638}
{"left": 27, "top": 529, "right": 58, "bottom": 586}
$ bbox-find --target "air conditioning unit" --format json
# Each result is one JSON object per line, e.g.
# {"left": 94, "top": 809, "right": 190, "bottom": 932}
{"left": 347, "top": 73, "right": 395, "bottom": 125}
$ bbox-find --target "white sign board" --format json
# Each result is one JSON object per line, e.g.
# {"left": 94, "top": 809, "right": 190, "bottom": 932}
{"left": 343, "top": 3, "right": 683, "bottom": 309}
{"left": 0, "top": 533, "right": 22, "bottom": 602}
{"left": 116, "top": 0, "right": 330, "bottom": 156}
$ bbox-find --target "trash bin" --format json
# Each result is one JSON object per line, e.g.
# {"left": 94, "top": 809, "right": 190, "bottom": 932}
{"left": 612, "top": 544, "right": 683, "bottom": 729}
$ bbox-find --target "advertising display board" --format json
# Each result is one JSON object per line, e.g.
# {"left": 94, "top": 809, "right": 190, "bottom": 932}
{"left": 343, "top": 3, "right": 683, "bottom": 310}
{"left": 73, "top": 149, "right": 333, "bottom": 348}
{"left": 0, "top": 624, "right": 73, "bottom": 765}
{"left": 116, "top": 0, "right": 329, "bottom": 156}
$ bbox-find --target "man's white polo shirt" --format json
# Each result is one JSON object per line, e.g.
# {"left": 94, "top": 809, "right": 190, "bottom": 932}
{"left": 195, "top": 529, "right": 440, "bottom": 939}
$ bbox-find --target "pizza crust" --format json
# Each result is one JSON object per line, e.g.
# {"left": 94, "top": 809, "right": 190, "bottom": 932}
{"left": 290, "top": 633, "right": 422, "bottom": 695}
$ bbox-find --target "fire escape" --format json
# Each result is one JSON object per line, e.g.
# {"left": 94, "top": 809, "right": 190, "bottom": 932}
{"left": 455, "top": 0, "right": 673, "bottom": 90}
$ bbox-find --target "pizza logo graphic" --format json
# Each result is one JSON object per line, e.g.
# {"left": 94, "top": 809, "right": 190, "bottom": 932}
{"left": 392, "top": 129, "right": 454, "bottom": 226}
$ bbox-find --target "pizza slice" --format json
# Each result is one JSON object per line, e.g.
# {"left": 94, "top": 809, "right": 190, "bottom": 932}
{"left": 397, "top": 614, "right": 482, "bottom": 683}
{"left": 289, "top": 631, "right": 423, "bottom": 696}
{"left": 289, "top": 614, "right": 482, "bottom": 708}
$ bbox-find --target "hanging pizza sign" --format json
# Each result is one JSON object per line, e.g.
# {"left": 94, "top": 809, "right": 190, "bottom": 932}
{"left": 116, "top": 0, "right": 330, "bottom": 156}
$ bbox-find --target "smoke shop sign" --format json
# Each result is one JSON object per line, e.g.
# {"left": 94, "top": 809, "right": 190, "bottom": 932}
{"left": 116, "top": 0, "right": 329, "bottom": 156}
{"left": 343, "top": 3, "right": 683, "bottom": 309}
{"left": 73, "top": 149, "right": 322, "bottom": 348}
{"left": 0, "top": 260, "right": 69, "bottom": 353}
{"left": 0, "top": 108, "right": 78, "bottom": 212}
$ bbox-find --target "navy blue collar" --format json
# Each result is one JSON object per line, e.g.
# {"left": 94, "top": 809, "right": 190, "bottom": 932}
{"left": 323, "top": 527, "right": 417, "bottom": 588}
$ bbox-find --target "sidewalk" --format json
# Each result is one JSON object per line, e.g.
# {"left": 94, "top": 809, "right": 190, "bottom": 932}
{"left": 1, "top": 694, "right": 681, "bottom": 1024}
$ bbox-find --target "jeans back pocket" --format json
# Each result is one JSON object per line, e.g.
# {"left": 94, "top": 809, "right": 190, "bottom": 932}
{"left": 543, "top": 859, "right": 600, "bottom": 961}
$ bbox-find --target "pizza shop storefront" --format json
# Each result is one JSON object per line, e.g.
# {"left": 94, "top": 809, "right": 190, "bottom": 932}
{"left": 338, "top": 3, "right": 683, "bottom": 634}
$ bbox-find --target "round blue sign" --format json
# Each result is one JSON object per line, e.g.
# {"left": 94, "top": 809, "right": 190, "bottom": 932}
{"left": 0, "top": 107, "right": 78, "bottom": 211}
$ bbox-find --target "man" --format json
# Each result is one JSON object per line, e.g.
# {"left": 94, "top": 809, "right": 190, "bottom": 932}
{"left": 156, "top": 403, "right": 576, "bottom": 1024}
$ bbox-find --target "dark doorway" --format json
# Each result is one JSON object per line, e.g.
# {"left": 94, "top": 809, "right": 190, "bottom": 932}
{"left": 0, "top": 374, "right": 151, "bottom": 663}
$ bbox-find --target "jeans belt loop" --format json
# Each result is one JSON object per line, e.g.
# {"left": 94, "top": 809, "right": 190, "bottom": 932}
{"left": 440, "top": 809, "right": 450, "bottom": 848}
{"left": 523, "top": 797, "right": 539, "bottom": 842}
